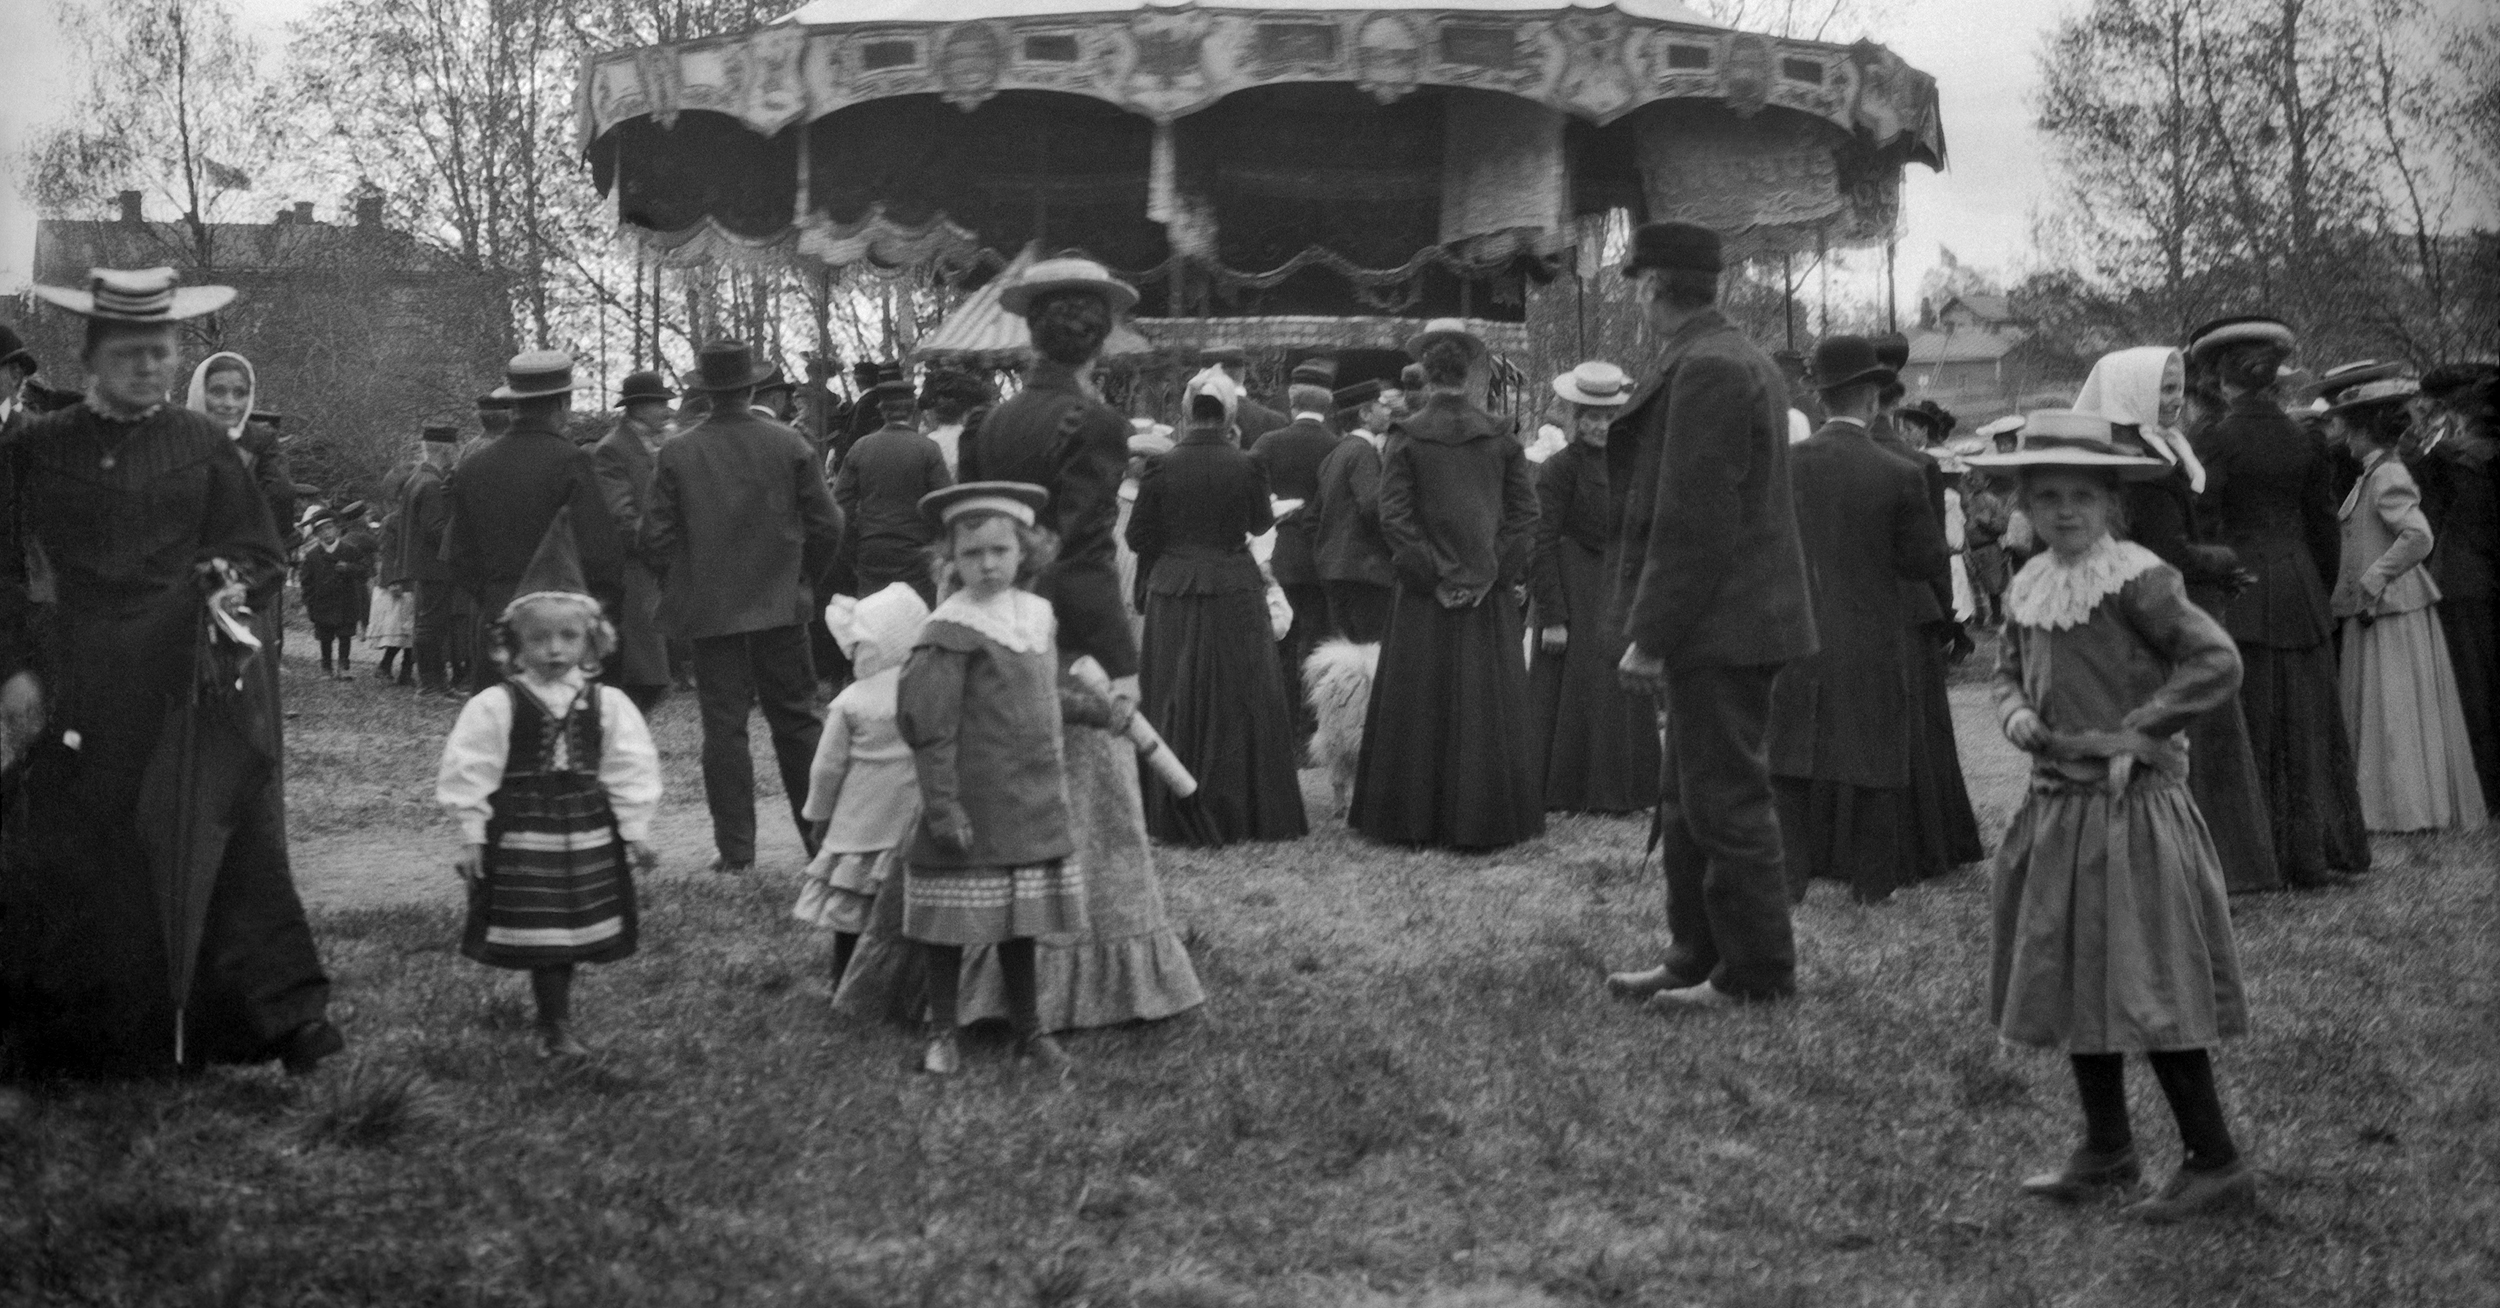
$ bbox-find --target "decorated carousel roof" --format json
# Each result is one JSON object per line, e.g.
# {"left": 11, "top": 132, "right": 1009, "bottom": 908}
{"left": 584, "top": 1, "right": 1946, "bottom": 323}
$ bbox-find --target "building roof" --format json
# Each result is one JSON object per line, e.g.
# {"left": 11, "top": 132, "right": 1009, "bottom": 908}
{"left": 1908, "top": 328, "right": 2024, "bottom": 365}
{"left": 1938, "top": 293, "right": 2013, "bottom": 325}
{"left": 32, "top": 219, "right": 478, "bottom": 282}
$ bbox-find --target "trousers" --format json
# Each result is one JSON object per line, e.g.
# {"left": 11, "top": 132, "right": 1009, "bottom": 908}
{"left": 691, "top": 624, "right": 823, "bottom": 865}
{"left": 410, "top": 579, "right": 454, "bottom": 691}
{"left": 1655, "top": 662, "right": 1797, "bottom": 998}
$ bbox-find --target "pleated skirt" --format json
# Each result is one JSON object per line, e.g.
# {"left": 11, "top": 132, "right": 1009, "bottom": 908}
{"left": 1989, "top": 773, "right": 2247, "bottom": 1053}
{"left": 464, "top": 775, "right": 636, "bottom": 969}
{"left": 2340, "top": 610, "right": 2490, "bottom": 832}
{"left": 1349, "top": 584, "right": 1544, "bottom": 850}
{"left": 2239, "top": 639, "right": 2374, "bottom": 877}
{"left": 1138, "top": 586, "right": 1308, "bottom": 845}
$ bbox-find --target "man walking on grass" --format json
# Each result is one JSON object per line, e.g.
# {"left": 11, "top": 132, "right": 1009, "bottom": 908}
{"left": 1600, "top": 221, "right": 1817, "bottom": 1012}
{"left": 643, "top": 340, "right": 847, "bottom": 875}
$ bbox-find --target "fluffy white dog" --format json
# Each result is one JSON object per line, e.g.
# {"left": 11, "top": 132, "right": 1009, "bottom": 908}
{"left": 1301, "top": 638, "right": 1379, "bottom": 819}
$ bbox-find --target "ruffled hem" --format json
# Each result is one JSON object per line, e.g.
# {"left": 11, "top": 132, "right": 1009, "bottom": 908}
{"left": 962, "top": 928, "right": 1207, "bottom": 1033}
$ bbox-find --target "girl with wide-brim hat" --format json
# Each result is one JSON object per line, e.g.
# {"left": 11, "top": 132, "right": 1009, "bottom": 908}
{"left": 1526, "top": 361, "right": 1659, "bottom": 815}
{"left": 1, "top": 267, "right": 341, "bottom": 1076}
{"left": 1975, "top": 407, "right": 2259, "bottom": 1223}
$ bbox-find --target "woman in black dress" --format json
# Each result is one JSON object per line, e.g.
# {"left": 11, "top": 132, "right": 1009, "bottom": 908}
{"left": 2411, "top": 365, "right": 2498, "bottom": 812}
{"left": 0, "top": 268, "right": 339, "bottom": 1076}
{"left": 1528, "top": 361, "right": 1659, "bottom": 815}
{"left": 1128, "top": 394, "right": 1309, "bottom": 844}
{"left": 1349, "top": 320, "right": 1543, "bottom": 850}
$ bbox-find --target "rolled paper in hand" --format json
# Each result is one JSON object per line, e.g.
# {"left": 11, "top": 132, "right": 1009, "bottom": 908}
{"left": 1124, "top": 712, "right": 1197, "bottom": 798}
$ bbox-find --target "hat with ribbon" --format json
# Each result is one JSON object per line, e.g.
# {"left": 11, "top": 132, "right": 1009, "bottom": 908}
{"left": 1290, "top": 354, "right": 1339, "bottom": 388}
{"left": 1898, "top": 398, "right": 1958, "bottom": 437}
{"left": 1963, "top": 410, "right": 2172, "bottom": 479}
{"left": 615, "top": 369, "right": 676, "bottom": 405}
{"left": 33, "top": 266, "right": 235, "bottom": 322}
{"left": 823, "top": 581, "right": 931, "bottom": 679}
{"left": 2312, "top": 359, "right": 2408, "bottom": 404}
{"left": 998, "top": 256, "right": 1139, "bottom": 317}
{"left": 2323, "top": 376, "right": 2419, "bottom": 416}
{"left": 920, "top": 480, "right": 1051, "bottom": 531}
{"left": 1810, "top": 335, "right": 1896, "bottom": 392}
{"left": 491, "top": 350, "right": 577, "bottom": 401}
{"left": 0, "top": 323, "right": 35, "bottom": 373}
{"left": 1619, "top": 221, "right": 1723, "bottom": 276}
{"left": 2186, "top": 314, "right": 2296, "bottom": 361}
{"left": 500, "top": 506, "right": 597, "bottom": 620}
{"left": 1403, "top": 317, "right": 1488, "bottom": 365}
{"left": 682, "top": 339, "right": 776, "bottom": 393}
{"left": 1552, "top": 360, "right": 1635, "bottom": 407}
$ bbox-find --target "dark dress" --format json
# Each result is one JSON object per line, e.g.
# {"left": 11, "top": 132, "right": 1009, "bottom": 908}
{"left": 1350, "top": 392, "right": 1544, "bottom": 850}
{"left": 1525, "top": 440, "right": 1659, "bottom": 814}
{"left": 2195, "top": 394, "right": 2372, "bottom": 879}
{"left": 2414, "top": 436, "right": 2498, "bottom": 810}
{"left": 1128, "top": 429, "right": 1308, "bottom": 845}
{"left": 0, "top": 404, "right": 329, "bottom": 1075}
{"left": 1767, "top": 420, "right": 1949, "bottom": 901}
{"left": 298, "top": 540, "right": 367, "bottom": 634}
{"left": 1869, "top": 422, "right": 1987, "bottom": 869}
{"left": 2121, "top": 457, "right": 2283, "bottom": 892}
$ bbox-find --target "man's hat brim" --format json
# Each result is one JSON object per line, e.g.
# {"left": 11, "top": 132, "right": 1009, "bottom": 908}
{"left": 1963, "top": 450, "right": 2172, "bottom": 479}
{"left": 681, "top": 361, "right": 778, "bottom": 392}
{"left": 32, "top": 283, "right": 235, "bottom": 322}
{"left": 490, "top": 380, "right": 577, "bottom": 400}
{"left": 1817, "top": 365, "right": 1897, "bottom": 392}
{"left": 998, "top": 266, "right": 1140, "bottom": 317}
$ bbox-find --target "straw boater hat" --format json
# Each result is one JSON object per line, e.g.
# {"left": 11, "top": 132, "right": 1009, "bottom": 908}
{"left": 1128, "top": 417, "right": 1176, "bottom": 457}
{"left": 2312, "top": 359, "right": 2408, "bottom": 405}
{"left": 2185, "top": 315, "right": 2295, "bottom": 361}
{"left": 1552, "top": 361, "right": 1635, "bottom": 407}
{"left": 1403, "top": 317, "right": 1487, "bottom": 365}
{"left": 33, "top": 266, "right": 235, "bottom": 322}
{"left": 490, "top": 350, "right": 577, "bottom": 401}
{"left": 2323, "top": 377, "right": 2419, "bottom": 416}
{"left": 1964, "top": 411, "right": 2171, "bottom": 479}
{"left": 919, "top": 480, "right": 1051, "bottom": 531}
{"left": 997, "top": 256, "right": 1138, "bottom": 317}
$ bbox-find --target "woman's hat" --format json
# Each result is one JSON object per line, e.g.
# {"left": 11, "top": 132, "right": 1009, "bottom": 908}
{"left": 682, "top": 339, "right": 776, "bottom": 392}
{"left": 1552, "top": 360, "right": 1635, "bottom": 407}
{"left": 1403, "top": 317, "right": 1487, "bottom": 364}
{"left": 1899, "top": 398, "right": 1958, "bottom": 436}
{"left": 922, "top": 369, "right": 995, "bottom": 408}
{"left": 997, "top": 256, "right": 1138, "bottom": 317}
{"left": 2323, "top": 377, "right": 2419, "bottom": 416}
{"left": 0, "top": 323, "right": 36, "bottom": 372}
{"left": 615, "top": 370, "right": 676, "bottom": 405}
{"left": 2186, "top": 315, "right": 2295, "bottom": 360}
{"left": 1810, "top": 335, "right": 1895, "bottom": 391}
{"left": 33, "top": 266, "right": 235, "bottom": 322}
{"left": 2313, "top": 359, "right": 2407, "bottom": 403}
{"left": 1619, "top": 221, "right": 1723, "bottom": 276}
{"left": 919, "top": 480, "right": 1051, "bottom": 530}
{"left": 492, "top": 350, "right": 576, "bottom": 400}
{"left": 1963, "top": 410, "right": 2171, "bottom": 479}
{"left": 1128, "top": 417, "right": 1176, "bottom": 456}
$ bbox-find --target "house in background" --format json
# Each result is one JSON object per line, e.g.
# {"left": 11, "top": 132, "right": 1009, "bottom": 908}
{"left": 1903, "top": 292, "right": 2075, "bottom": 426}
{"left": 12, "top": 190, "right": 508, "bottom": 494}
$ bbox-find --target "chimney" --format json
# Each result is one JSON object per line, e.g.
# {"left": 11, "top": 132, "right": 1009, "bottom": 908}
{"left": 275, "top": 208, "right": 294, "bottom": 225}
{"left": 118, "top": 190, "right": 142, "bottom": 225}
{"left": 293, "top": 200, "right": 316, "bottom": 224}
{"left": 355, "top": 193, "right": 383, "bottom": 227}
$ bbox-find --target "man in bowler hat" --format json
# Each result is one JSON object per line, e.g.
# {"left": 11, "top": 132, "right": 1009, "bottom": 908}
{"left": 443, "top": 352, "right": 626, "bottom": 691}
{"left": 835, "top": 375, "right": 952, "bottom": 603}
{"left": 643, "top": 340, "right": 847, "bottom": 874}
{"left": 594, "top": 369, "right": 680, "bottom": 710}
{"left": 1602, "top": 220, "right": 1817, "bottom": 1010}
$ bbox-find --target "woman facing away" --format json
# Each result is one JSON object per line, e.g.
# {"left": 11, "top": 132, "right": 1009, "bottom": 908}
{"left": 2324, "top": 380, "right": 2488, "bottom": 832}
{"left": 1967, "top": 414, "right": 2256, "bottom": 1224}
{"left": 2408, "top": 365, "right": 2500, "bottom": 813}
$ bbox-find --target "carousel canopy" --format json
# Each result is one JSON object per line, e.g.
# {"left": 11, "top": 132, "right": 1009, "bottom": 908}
{"left": 584, "top": 1, "right": 1945, "bottom": 322}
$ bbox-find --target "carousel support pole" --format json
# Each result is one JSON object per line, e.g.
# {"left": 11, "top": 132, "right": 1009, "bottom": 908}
{"left": 1885, "top": 235, "right": 1898, "bottom": 334}
{"left": 1782, "top": 252, "right": 1796, "bottom": 353}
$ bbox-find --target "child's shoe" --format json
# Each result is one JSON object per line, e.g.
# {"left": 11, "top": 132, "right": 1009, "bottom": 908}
{"left": 2020, "top": 1146, "right": 2141, "bottom": 1201}
{"left": 922, "top": 1031, "right": 963, "bottom": 1077}
{"left": 2122, "top": 1161, "right": 2255, "bottom": 1223}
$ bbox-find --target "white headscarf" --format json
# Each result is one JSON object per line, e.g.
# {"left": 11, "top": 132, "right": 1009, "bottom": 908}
{"left": 2074, "top": 346, "right": 2206, "bottom": 493}
{"left": 184, "top": 351, "right": 256, "bottom": 440}
{"left": 1183, "top": 364, "right": 1242, "bottom": 422}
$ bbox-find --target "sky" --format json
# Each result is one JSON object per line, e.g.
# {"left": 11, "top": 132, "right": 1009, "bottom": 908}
{"left": 0, "top": 0, "right": 2066, "bottom": 303}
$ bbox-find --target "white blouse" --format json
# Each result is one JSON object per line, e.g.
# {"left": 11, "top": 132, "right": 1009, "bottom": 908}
{"left": 435, "top": 670, "right": 662, "bottom": 844}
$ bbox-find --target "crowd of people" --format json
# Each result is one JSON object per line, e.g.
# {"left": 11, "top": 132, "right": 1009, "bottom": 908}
{"left": 0, "top": 222, "right": 2491, "bottom": 1222}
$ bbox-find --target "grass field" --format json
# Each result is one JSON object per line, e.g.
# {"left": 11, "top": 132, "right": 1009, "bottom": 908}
{"left": 3, "top": 634, "right": 2495, "bottom": 1306}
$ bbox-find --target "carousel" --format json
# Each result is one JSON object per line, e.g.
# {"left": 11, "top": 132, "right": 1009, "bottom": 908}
{"left": 580, "top": 0, "right": 1945, "bottom": 361}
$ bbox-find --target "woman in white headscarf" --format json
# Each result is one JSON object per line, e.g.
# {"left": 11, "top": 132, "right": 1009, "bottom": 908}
{"left": 186, "top": 352, "right": 296, "bottom": 542}
{"left": 2075, "top": 346, "right": 2282, "bottom": 892}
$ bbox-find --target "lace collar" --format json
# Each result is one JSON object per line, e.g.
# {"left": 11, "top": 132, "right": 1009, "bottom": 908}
{"left": 927, "top": 588, "right": 1054, "bottom": 654}
{"left": 2005, "top": 537, "right": 2164, "bottom": 631}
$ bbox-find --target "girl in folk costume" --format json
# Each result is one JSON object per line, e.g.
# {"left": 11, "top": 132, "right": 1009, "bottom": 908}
{"left": 1528, "top": 362, "right": 1660, "bottom": 815}
{"left": 2325, "top": 380, "right": 2488, "bottom": 831}
{"left": 1968, "top": 414, "right": 2257, "bottom": 1223}
{"left": 2074, "top": 345, "right": 2282, "bottom": 893}
{"left": 794, "top": 581, "right": 930, "bottom": 984}
{"left": 436, "top": 509, "right": 660, "bottom": 1059}
{"left": 895, "top": 482, "right": 1091, "bottom": 1076}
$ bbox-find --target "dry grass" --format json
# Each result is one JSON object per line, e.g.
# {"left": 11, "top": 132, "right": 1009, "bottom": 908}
{"left": 1, "top": 629, "right": 2494, "bottom": 1306}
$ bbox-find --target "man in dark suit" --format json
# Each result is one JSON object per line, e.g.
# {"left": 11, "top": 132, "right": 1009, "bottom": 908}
{"left": 1313, "top": 379, "right": 1397, "bottom": 642}
{"left": 1602, "top": 221, "right": 1817, "bottom": 1010}
{"left": 643, "top": 340, "right": 846, "bottom": 875}
{"left": 1203, "top": 346, "right": 1288, "bottom": 445}
{"left": 397, "top": 424, "right": 458, "bottom": 695}
{"left": 593, "top": 369, "right": 678, "bottom": 710}
{"left": 443, "top": 352, "right": 625, "bottom": 691}
{"left": 1251, "top": 358, "right": 1343, "bottom": 717}
{"left": 834, "top": 377, "right": 952, "bottom": 603}
{"left": 1765, "top": 338, "right": 1948, "bottom": 903}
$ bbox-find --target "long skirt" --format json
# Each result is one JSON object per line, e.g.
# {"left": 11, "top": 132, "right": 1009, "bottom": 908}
{"left": 1990, "top": 771, "right": 2247, "bottom": 1053}
{"left": 1528, "top": 540, "right": 1661, "bottom": 815}
{"left": 366, "top": 585, "right": 414, "bottom": 648}
{"left": 2184, "top": 699, "right": 2282, "bottom": 893}
{"left": 1775, "top": 778, "right": 1932, "bottom": 903}
{"left": 2236, "top": 640, "right": 2373, "bottom": 877}
{"left": 1138, "top": 586, "right": 1308, "bottom": 844}
{"left": 1904, "top": 631, "right": 1986, "bottom": 868}
{"left": 463, "top": 775, "right": 637, "bottom": 969}
{"left": 1349, "top": 584, "right": 1544, "bottom": 850}
{"left": 2438, "top": 596, "right": 2497, "bottom": 811}
{"left": 2340, "top": 610, "right": 2490, "bottom": 832}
